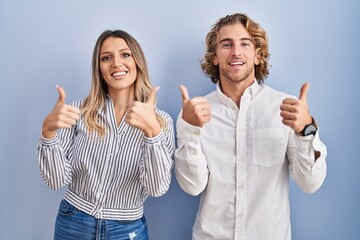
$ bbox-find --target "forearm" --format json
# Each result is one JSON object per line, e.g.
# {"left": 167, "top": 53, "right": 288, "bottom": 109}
{"left": 174, "top": 116, "right": 209, "bottom": 196}
{"left": 141, "top": 131, "right": 175, "bottom": 197}
{"left": 175, "top": 148, "right": 209, "bottom": 196}
{"left": 36, "top": 134, "right": 72, "bottom": 190}
{"left": 289, "top": 130, "right": 327, "bottom": 193}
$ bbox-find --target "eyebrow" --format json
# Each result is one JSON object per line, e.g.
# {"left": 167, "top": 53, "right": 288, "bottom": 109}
{"left": 219, "top": 37, "right": 253, "bottom": 44}
{"left": 100, "top": 48, "right": 131, "bottom": 56}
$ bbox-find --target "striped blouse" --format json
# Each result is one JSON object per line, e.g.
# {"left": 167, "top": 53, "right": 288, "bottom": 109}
{"left": 36, "top": 96, "right": 175, "bottom": 221}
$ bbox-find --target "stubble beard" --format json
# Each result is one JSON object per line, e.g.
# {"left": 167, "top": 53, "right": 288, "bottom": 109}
{"left": 220, "top": 64, "right": 255, "bottom": 84}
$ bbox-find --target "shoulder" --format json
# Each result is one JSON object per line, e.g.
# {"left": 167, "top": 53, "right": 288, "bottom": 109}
{"left": 204, "top": 90, "right": 219, "bottom": 102}
{"left": 205, "top": 90, "right": 217, "bottom": 98}
{"left": 259, "top": 84, "right": 295, "bottom": 100}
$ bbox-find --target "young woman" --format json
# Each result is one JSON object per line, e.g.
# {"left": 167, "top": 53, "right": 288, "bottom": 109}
{"left": 37, "top": 30, "right": 175, "bottom": 239}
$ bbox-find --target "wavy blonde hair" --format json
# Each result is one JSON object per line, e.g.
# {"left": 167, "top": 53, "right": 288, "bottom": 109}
{"left": 201, "top": 13, "right": 270, "bottom": 84}
{"left": 82, "top": 30, "right": 164, "bottom": 136}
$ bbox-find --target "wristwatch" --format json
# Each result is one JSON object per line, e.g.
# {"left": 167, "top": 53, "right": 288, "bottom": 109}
{"left": 300, "top": 117, "right": 318, "bottom": 136}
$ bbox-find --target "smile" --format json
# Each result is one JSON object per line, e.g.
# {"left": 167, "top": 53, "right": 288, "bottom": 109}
{"left": 229, "top": 61, "right": 244, "bottom": 66}
{"left": 112, "top": 71, "right": 127, "bottom": 77}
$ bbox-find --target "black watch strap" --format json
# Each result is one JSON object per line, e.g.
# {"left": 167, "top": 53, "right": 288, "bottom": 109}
{"left": 300, "top": 117, "right": 318, "bottom": 136}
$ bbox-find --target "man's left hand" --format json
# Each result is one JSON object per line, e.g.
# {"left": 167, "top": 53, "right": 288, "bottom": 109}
{"left": 280, "top": 83, "right": 313, "bottom": 133}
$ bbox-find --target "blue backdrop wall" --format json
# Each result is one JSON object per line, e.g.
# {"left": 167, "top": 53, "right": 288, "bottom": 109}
{"left": 1, "top": 0, "right": 359, "bottom": 239}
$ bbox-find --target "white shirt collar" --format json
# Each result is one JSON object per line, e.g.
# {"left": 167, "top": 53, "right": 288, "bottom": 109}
{"left": 216, "top": 79, "right": 262, "bottom": 107}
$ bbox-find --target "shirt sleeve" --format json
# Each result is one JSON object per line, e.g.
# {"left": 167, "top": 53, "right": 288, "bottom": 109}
{"left": 288, "top": 128, "right": 327, "bottom": 194}
{"left": 174, "top": 112, "right": 209, "bottom": 196}
{"left": 36, "top": 126, "right": 75, "bottom": 190}
{"left": 140, "top": 116, "right": 175, "bottom": 197}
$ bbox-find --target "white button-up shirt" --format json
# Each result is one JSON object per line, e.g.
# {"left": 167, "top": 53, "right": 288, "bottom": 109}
{"left": 175, "top": 81, "right": 327, "bottom": 240}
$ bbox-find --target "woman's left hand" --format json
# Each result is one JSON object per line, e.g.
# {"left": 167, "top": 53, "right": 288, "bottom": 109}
{"left": 125, "top": 87, "right": 161, "bottom": 137}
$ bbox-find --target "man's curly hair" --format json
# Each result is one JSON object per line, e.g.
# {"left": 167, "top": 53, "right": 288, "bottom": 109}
{"left": 200, "top": 13, "right": 270, "bottom": 84}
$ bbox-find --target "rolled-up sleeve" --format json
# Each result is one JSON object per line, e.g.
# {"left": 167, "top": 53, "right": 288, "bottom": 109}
{"left": 288, "top": 129, "right": 327, "bottom": 194}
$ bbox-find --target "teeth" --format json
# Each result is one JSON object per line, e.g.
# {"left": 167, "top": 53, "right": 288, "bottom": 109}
{"left": 112, "top": 71, "right": 126, "bottom": 77}
{"left": 229, "top": 62, "right": 244, "bottom": 66}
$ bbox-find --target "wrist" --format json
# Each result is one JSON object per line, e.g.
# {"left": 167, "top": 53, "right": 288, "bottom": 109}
{"left": 42, "top": 130, "right": 56, "bottom": 139}
{"left": 144, "top": 125, "right": 161, "bottom": 138}
{"left": 299, "top": 117, "right": 318, "bottom": 136}
{"left": 42, "top": 125, "right": 56, "bottom": 139}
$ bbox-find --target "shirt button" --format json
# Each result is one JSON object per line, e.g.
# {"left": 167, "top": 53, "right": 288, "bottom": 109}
{"left": 95, "top": 209, "right": 101, "bottom": 217}
{"left": 239, "top": 183, "right": 244, "bottom": 189}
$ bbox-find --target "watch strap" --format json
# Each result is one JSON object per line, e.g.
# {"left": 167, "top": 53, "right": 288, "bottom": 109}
{"left": 300, "top": 117, "right": 318, "bottom": 136}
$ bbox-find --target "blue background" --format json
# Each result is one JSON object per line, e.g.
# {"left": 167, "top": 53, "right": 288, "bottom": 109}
{"left": 1, "top": 0, "right": 359, "bottom": 239}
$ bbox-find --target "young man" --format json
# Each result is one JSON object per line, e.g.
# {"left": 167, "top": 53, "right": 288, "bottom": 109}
{"left": 175, "top": 13, "right": 327, "bottom": 240}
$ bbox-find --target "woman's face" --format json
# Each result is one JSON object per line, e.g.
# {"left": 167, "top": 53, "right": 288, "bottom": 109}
{"left": 99, "top": 37, "right": 137, "bottom": 96}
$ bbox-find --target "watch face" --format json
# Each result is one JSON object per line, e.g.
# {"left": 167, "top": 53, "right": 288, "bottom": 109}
{"left": 304, "top": 124, "right": 317, "bottom": 136}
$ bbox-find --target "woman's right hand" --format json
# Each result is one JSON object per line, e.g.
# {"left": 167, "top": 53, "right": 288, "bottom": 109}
{"left": 42, "top": 85, "right": 81, "bottom": 139}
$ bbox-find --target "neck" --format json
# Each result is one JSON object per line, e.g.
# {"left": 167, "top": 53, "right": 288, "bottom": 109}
{"left": 108, "top": 88, "right": 135, "bottom": 126}
{"left": 220, "top": 79, "right": 255, "bottom": 107}
{"left": 108, "top": 87, "right": 135, "bottom": 111}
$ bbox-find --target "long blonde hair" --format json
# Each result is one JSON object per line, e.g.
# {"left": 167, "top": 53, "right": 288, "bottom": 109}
{"left": 82, "top": 30, "right": 164, "bottom": 136}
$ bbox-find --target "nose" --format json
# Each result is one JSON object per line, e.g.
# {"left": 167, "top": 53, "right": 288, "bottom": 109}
{"left": 112, "top": 55, "right": 124, "bottom": 67}
{"left": 232, "top": 44, "right": 242, "bottom": 57}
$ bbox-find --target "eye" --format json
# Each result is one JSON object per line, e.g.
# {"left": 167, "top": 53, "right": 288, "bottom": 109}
{"left": 222, "top": 42, "right": 232, "bottom": 48}
{"left": 121, "top": 52, "right": 131, "bottom": 58}
{"left": 241, "top": 42, "right": 251, "bottom": 47}
{"left": 101, "top": 56, "right": 111, "bottom": 62}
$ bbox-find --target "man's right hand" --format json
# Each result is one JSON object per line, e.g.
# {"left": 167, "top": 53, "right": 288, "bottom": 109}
{"left": 42, "top": 85, "right": 80, "bottom": 139}
{"left": 180, "top": 85, "right": 211, "bottom": 128}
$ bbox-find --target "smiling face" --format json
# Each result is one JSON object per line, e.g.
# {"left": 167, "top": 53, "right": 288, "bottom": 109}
{"left": 213, "top": 23, "right": 260, "bottom": 87}
{"left": 99, "top": 36, "right": 137, "bottom": 96}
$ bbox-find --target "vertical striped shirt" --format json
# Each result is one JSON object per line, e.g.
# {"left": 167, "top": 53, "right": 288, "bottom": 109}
{"left": 36, "top": 96, "right": 175, "bottom": 221}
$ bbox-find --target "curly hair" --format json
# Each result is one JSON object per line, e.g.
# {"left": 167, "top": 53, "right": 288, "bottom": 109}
{"left": 200, "top": 13, "right": 270, "bottom": 84}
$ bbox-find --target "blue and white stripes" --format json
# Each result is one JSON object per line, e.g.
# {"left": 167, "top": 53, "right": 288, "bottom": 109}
{"left": 37, "top": 96, "right": 175, "bottom": 221}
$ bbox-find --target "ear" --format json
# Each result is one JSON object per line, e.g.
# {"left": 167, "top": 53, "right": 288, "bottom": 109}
{"left": 213, "top": 55, "right": 219, "bottom": 66}
{"left": 254, "top": 48, "right": 261, "bottom": 65}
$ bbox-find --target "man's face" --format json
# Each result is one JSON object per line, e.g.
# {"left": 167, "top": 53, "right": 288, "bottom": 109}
{"left": 213, "top": 23, "right": 260, "bottom": 85}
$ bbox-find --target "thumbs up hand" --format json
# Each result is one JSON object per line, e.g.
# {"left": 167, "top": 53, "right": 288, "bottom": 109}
{"left": 280, "top": 83, "right": 313, "bottom": 133}
{"left": 42, "top": 85, "right": 81, "bottom": 139}
{"left": 180, "top": 85, "right": 211, "bottom": 128}
{"left": 125, "top": 87, "right": 161, "bottom": 137}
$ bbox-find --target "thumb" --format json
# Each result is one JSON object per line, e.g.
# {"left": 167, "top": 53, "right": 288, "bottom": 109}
{"left": 55, "top": 85, "right": 66, "bottom": 106}
{"left": 179, "top": 85, "right": 190, "bottom": 105}
{"left": 299, "top": 82, "right": 310, "bottom": 102}
{"left": 146, "top": 86, "right": 159, "bottom": 105}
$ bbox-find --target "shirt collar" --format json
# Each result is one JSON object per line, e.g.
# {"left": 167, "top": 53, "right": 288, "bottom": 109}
{"left": 96, "top": 94, "right": 111, "bottom": 115}
{"left": 216, "top": 79, "right": 262, "bottom": 106}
